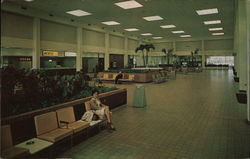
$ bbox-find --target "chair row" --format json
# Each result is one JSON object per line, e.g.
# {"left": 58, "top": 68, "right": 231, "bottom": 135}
{"left": 99, "top": 73, "right": 135, "bottom": 82}
{"left": 1, "top": 101, "right": 106, "bottom": 158}
{"left": 152, "top": 73, "right": 167, "bottom": 84}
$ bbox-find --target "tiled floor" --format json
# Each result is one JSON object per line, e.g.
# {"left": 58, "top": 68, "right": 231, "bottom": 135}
{"left": 58, "top": 70, "right": 250, "bottom": 159}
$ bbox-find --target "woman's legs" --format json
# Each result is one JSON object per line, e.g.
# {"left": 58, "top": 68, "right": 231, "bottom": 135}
{"left": 104, "top": 106, "right": 112, "bottom": 123}
{"left": 104, "top": 106, "right": 115, "bottom": 130}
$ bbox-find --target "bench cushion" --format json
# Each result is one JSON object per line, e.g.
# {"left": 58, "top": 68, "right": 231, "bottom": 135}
{"left": 38, "top": 128, "right": 73, "bottom": 143}
{"left": 56, "top": 107, "right": 76, "bottom": 124}
{"left": 123, "top": 74, "right": 129, "bottom": 79}
{"left": 67, "top": 121, "right": 89, "bottom": 133}
{"left": 34, "top": 112, "right": 58, "bottom": 136}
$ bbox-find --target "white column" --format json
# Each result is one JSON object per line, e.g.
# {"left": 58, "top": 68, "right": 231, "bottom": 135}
{"left": 173, "top": 41, "right": 176, "bottom": 52}
{"left": 246, "top": 0, "right": 250, "bottom": 122}
{"left": 124, "top": 37, "right": 128, "bottom": 68}
{"left": 234, "top": 0, "right": 239, "bottom": 75}
{"left": 32, "top": 18, "right": 40, "bottom": 69}
{"left": 76, "top": 27, "right": 82, "bottom": 72}
{"left": 201, "top": 40, "right": 205, "bottom": 69}
{"left": 238, "top": 0, "right": 248, "bottom": 91}
{"left": 104, "top": 33, "right": 110, "bottom": 70}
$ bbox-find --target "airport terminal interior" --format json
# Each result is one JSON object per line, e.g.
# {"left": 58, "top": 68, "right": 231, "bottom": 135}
{"left": 1, "top": 0, "right": 250, "bottom": 158}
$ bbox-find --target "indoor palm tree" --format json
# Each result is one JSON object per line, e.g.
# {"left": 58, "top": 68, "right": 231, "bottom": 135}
{"left": 135, "top": 44, "right": 155, "bottom": 67}
{"left": 162, "top": 48, "right": 173, "bottom": 64}
{"left": 191, "top": 48, "right": 199, "bottom": 66}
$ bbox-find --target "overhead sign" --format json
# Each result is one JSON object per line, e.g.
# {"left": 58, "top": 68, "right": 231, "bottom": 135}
{"left": 43, "top": 51, "right": 59, "bottom": 56}
{"left": 65, "top": 52, "right": 77, "bottom": 57}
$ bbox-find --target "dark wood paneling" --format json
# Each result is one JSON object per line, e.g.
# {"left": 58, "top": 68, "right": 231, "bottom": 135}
{"left": 109, "top": 54, "right": 124, "bottom": 69}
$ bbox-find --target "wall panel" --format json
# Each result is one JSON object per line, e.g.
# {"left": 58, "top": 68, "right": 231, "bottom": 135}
{"left": 41, "top": 20, "right": 76, "bottom": 44}
{"left": 1, "top": 12, "right": 33, "bottom": 39}
{"left": 82, "top": 29, "right": 105, "bottom": 47}
{"left": 110, "top": 35, "right": 124, "bottom": 49}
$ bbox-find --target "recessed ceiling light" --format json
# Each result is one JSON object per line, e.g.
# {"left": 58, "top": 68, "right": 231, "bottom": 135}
{"left": 204, "top": 20, "right": 221, "bottom": 25}
{"left": 180, "top": 35, "right": 191, "bottom": 38}
{"left": 212, "top": 32, "right": 224, "bottom": 36}
{"left": 114, "top": 0, "right": 143, "bottom": 9}
{"left": 141, "top": 33, "right": 152, "bottom": 36}
{"left": 125, "top": 28, "right": 139, "bottom": 31}
{"left": 160, "top": 25, "right": 176, "bottom": 28}
{"left": 24, "top": 0, "right": 34, "bottom": 2}
{"left": 152, "top": 37, "right": 163, "bottom": 39}
{"left": 209, "top": 27, "right": 223, "bottom": 31}
{"left": 66, "top": 10, "right": 91, "bottom": 17}
{"left": 172, "top": 30, "right": 185, "bottom": 34}
{"left": 143, "top": 16, "right": 163, "bottom": 21}
{"left": 101, "top": 21, "right": 120, "bottom": 25}
{"left": 196, "top": 8, "right": 218, "bottom": 15}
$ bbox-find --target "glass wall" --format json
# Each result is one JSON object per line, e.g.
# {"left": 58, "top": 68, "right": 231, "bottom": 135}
{"left": 206, "top": 56, "right": 234, "bottom": 66}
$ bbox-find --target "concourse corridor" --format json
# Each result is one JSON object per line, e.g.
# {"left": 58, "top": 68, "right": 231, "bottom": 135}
{"left": 59, "top": 70, "right": 250, "bottom": 159}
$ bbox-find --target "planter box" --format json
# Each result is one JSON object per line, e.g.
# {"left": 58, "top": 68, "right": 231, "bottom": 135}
{"left": 1, "top": 88, "right": 127, "bottom": 145}
{"left": 98, "top": 72, "right": 157, "bottom": 83}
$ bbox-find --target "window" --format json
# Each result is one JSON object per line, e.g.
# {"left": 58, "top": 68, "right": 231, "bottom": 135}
{"left": 206, "top": 56, "right": 234, "bottom": 66}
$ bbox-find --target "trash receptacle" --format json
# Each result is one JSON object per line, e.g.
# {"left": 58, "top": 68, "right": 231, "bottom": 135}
{"left": 133, "top": 85, "right": 147, "bottom": 108}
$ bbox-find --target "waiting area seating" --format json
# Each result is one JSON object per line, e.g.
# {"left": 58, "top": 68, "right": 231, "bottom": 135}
{"left": 34, "top": 111, "right": 73, "bottom": 143}
{"left": 1, "top": 100, "right": 110, "bottom": 158}
{"left": 98, "top": 73, "right": 135, "bottom": 82}
{"left": 56, "top": 107, "right": 90, "bottom": 133}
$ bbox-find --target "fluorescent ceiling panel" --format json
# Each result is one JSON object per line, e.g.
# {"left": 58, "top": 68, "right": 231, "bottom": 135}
{"left": 180, "top": 35, "right": 191, "bottom": 37}
{"left": 66, "top": 10, "right": 91, "bottom": 16}
{"left": 24, "top": 0, "right": 34, "bottom": 2}
{"left": 102, "top": 21, "right": 120, "bottom": 25}
{"left": 152, "top": 37, "right": 163, "bottom": 39}
{"left": 141, "top": 33, "right": 152, "bottom": 36}
{"left": 143, "top": 16, "right": 163, "bottom": 21}
{"left": 196, "top": 8, "right": 218, "bottom": 15}
{"left": 125, "top": 28, "right": 139, "bottom": 31}
{"left": 160, "top": 25, "right": 176, "bottom": 28}
{"left": 209, "top": 27, "right": 223, "bottom": 31}
{"left": 204, "top": 20, "right": 221, "bottom": 25}
{"left": 172, "top": 30, "right": 185, "bottom": 34}
{"left": 114, "top": 0, "right": 143, "bottom": 9}
{"left": 212, "top": 32, "right": 224, "bottom": 35}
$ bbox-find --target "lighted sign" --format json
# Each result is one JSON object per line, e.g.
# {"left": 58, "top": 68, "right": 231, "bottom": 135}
{"left": 65, "top": 52, "right": 77, "bottom": 57}
{"left": 43, "top": 51, "right": 59, "bottom": 56}
{"left": 19, "top": 57, "right": 31, "bottom": 61}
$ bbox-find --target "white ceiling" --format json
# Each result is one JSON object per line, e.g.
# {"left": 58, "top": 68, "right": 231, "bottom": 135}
{"left": 2, "top": 0, "right": 235, "bottom": 41}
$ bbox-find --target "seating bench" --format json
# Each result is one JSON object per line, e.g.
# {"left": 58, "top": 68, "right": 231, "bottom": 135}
{"left": 99, "top": 73, "right": 135, "bottom": 82}
{"left": 34, "top": 112, "right": 73, "bottom": 143}
{"left": 1, "top": 125, "right": 30, "bottom": 159}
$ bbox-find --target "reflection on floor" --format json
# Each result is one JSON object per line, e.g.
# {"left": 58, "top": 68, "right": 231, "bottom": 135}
{"left": 58, "top": 70, "right": 250, "bottom": 159}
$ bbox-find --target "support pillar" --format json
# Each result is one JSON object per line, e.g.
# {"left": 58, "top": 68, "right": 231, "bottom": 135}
{"left": 76, "top": 27, "right": 82, "bottom": 72}
{"left": 201, "top": 40, "right": 205, "bottom": 69}
{"left": 32, "top": 18, "right": 40, "bottom": 69}
{"left": 104, "top": 33, "right": 110, "bottom": 70}
{"left": 246, "top": 0, "right": 250, "bottom": 122}
{"left": 124, "top": 37, "right": 128, "bottom": 68}
{"left": 238, "top": 0, "right": 247, "bottom": 91}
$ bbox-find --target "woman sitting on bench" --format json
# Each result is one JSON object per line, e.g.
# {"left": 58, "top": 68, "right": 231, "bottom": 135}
{"left": 89, "top": 90, "right": 116, "bottom": 131}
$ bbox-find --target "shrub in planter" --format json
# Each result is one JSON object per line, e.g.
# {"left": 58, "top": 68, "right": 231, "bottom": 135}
{"left": 1, "top": 67, "right": 117, "bottom": 117}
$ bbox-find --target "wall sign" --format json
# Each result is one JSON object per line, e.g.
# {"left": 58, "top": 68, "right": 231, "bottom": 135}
{"left": 43, "top": 51, "right": 59, "bottom": 56}
{"left": 19, "top": 57, "right": 32, "bottom": 61}
{"left": 65, "top": 52, "right": 76, "bottom": 57}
